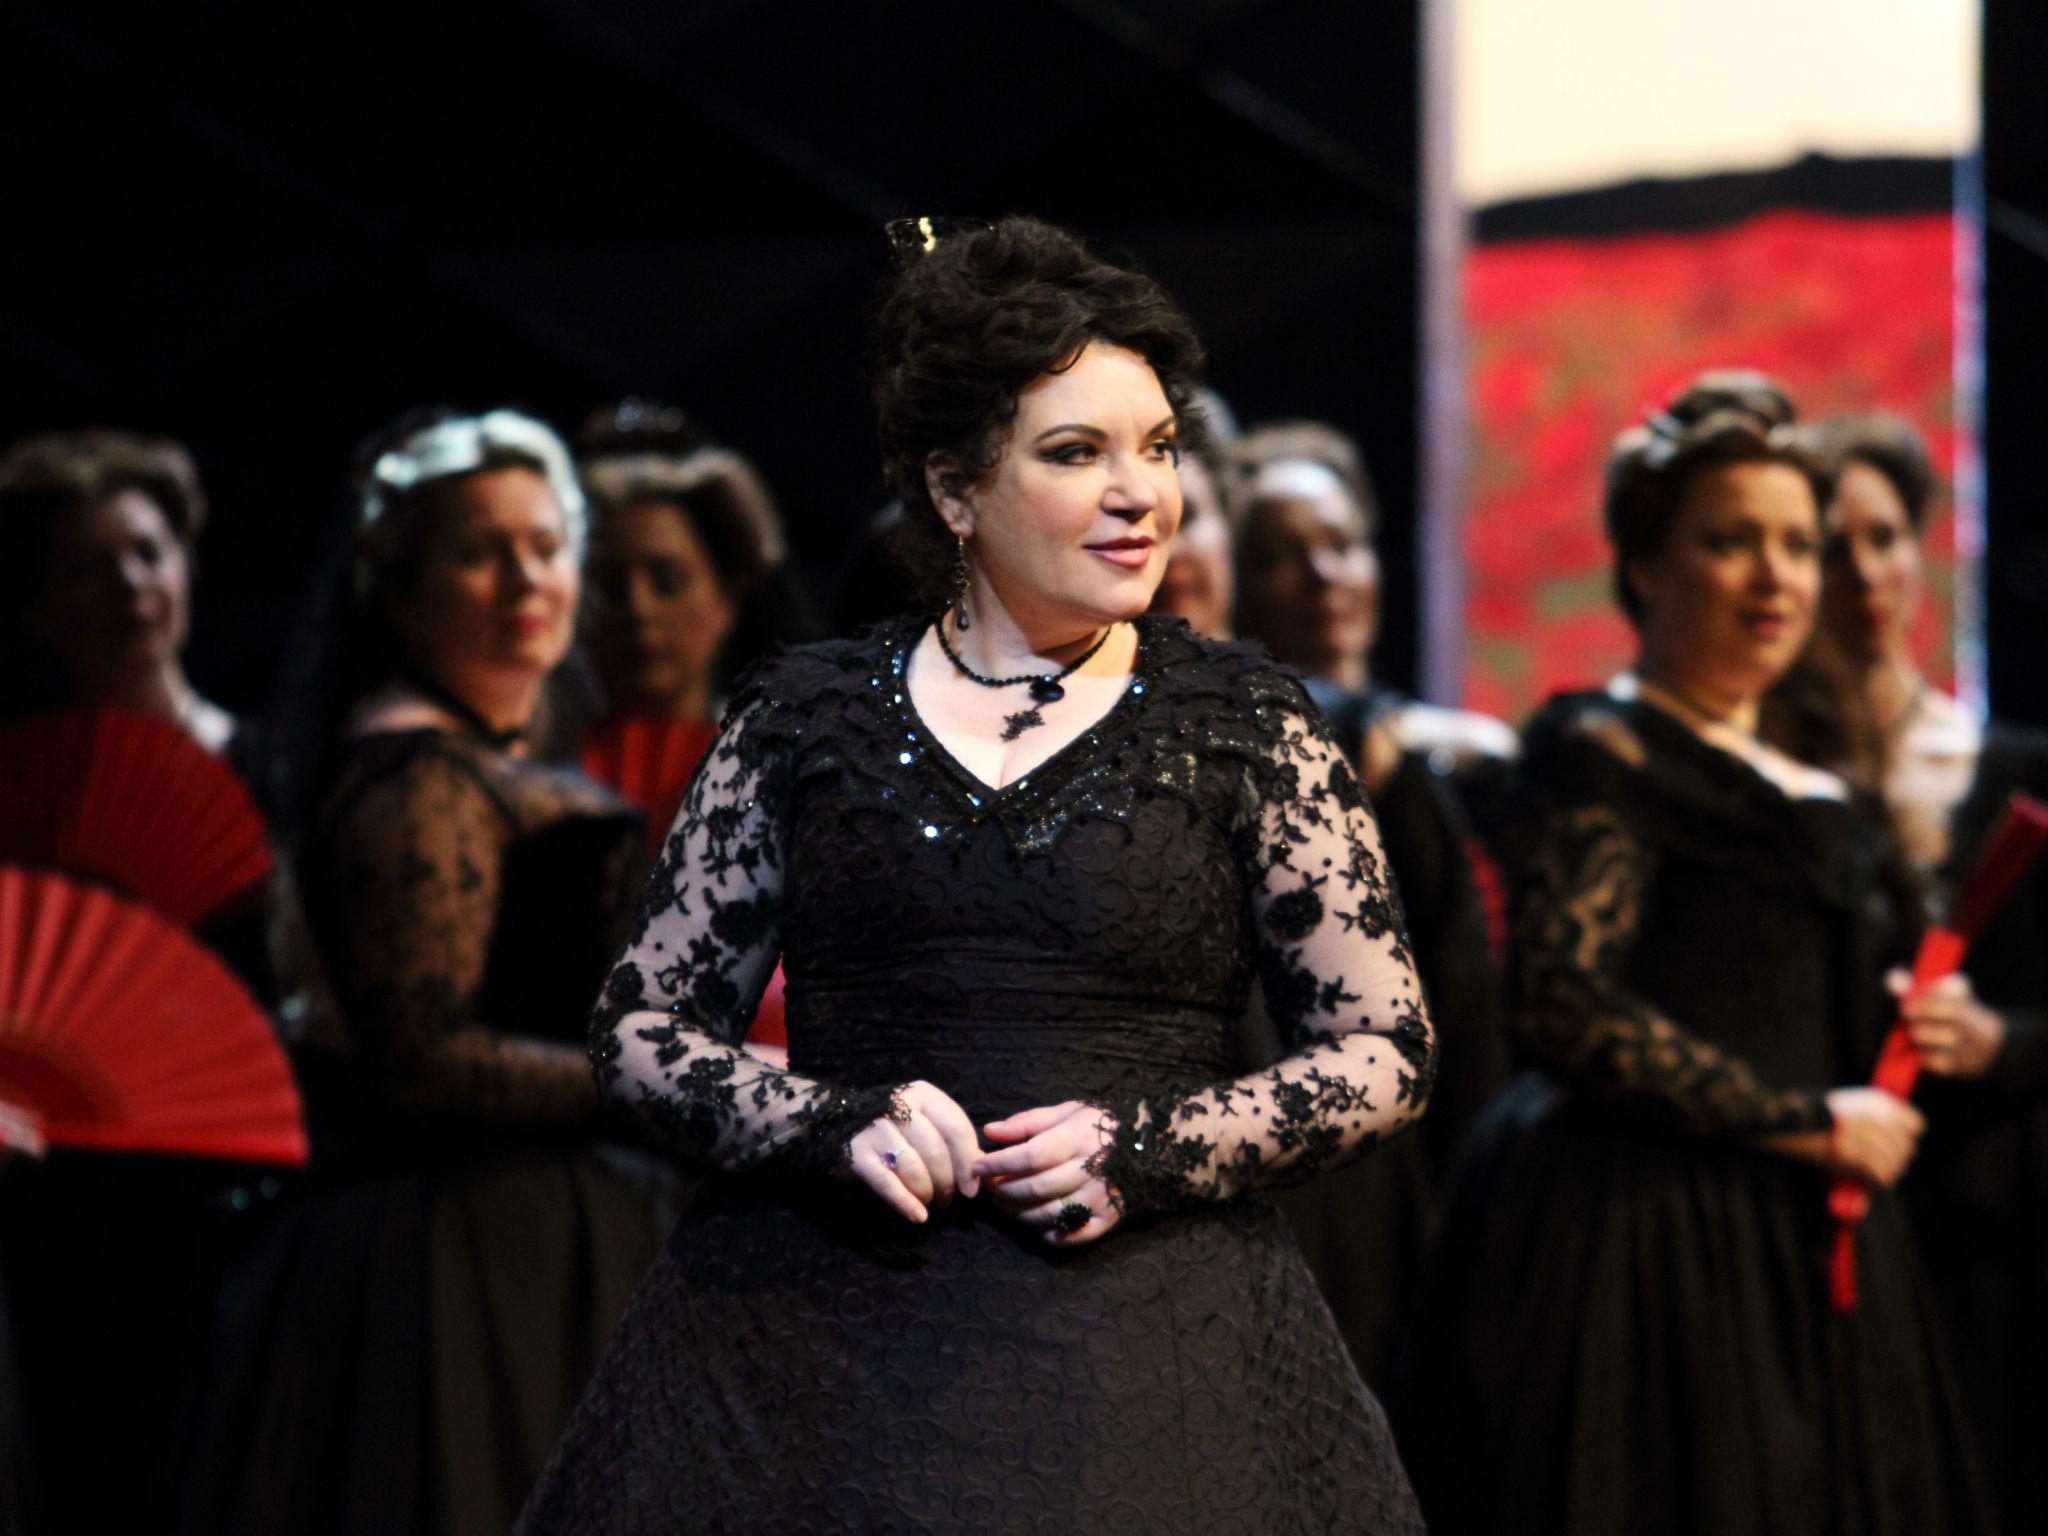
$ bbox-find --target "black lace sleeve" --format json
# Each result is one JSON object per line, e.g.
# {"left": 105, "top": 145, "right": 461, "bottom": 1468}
{"left": 1087, "top": 698, "right": 1437, "bottom": 1216}
{"left": 588, "top": 692, "right": 898, "bottom": 1174}
{"left": 326, "top": 747, "right": 599, "bottom": 1123}
{"left": 1517, "top": 797, "right": 1832, "bottom": 1136}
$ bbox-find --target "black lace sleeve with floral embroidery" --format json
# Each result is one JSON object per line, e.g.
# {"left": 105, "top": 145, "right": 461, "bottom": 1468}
{"left": 1086, "top": 693, "right": 1437, "bottom": 1217}
{"left": 1514, "top": 715, "right": 1833, "bottom": 1136}
{"left": 321, "top": 742, "right": 602, "bottom": 1123}
{"left": 588, "top": 689, "right": 897, "bottom": 1174}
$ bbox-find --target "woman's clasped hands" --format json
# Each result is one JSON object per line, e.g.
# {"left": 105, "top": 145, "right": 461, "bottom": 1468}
{"left": 846, "top": 1085, "right": 1124, "bottom": 1246}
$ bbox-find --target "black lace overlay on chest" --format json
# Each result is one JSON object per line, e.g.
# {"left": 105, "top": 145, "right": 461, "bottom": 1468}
{"left": 313, "top": 731, "right": 643, "bottom": 1126}
{"left": 1513, "top": 696, "right": 1862, "bottom": 1136}
{"left": 591, "top": 616, "right": 1435, "bottom": 1214}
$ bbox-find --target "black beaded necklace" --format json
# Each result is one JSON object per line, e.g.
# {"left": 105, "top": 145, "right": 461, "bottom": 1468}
{"left": 934, "top": 605, "right": 1115, "bottom": 742}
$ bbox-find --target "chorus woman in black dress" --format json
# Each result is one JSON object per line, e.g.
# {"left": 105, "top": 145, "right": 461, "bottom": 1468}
{"left": 1408, "top": 374, "right": 1988, "bottom": 1535}
{"left": 182, "top": 410, "right": 670, "bottom": 1536}
{"left": 521, "top": 217, "right": 1437, "bottom": 1534}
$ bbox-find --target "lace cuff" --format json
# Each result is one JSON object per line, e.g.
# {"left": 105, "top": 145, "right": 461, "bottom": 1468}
{"left": 1082, "top": 1095, "right": 1203, "bottom": 1219}
{"left": 773, "top": 1082, "right": 909, "bottom": 1179}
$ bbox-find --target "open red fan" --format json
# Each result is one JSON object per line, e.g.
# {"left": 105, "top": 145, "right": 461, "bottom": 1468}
{"left": 581, "top": 716, "right": 719, "bottom": 854}
{"left": 0, "top": 708, "right": 274, "bottom": 927}
{"left": 1827, "top": 789, "right": 2048, "bottom": 1310}
{"left": 0, "top": 865, "right": 308, "bottom": 1165}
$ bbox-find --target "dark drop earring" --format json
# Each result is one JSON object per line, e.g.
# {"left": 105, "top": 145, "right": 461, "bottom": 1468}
{"left": 952, "top": 536, "right": 971, "bottom": 630}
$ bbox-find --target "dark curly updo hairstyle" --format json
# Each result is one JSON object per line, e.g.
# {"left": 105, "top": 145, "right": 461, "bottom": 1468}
{"left": 1603, "top": 369, "right": 1831, "bottom": 626}
{"left": 1808, "top": 412, "right": 1941, "bottom": 531}
{"left": 872, "top": 215, "right": 1207, "bottom": 603}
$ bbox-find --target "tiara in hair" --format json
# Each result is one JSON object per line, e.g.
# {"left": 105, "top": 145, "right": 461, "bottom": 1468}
{"left": 883, "top": 214, "right": 994, "bottom": 268}
{"left": 360, "top": 409, "right": 587, "bottom": 559}
{"left": 1638, "top": 401, "right": 1798, "bottom": 470}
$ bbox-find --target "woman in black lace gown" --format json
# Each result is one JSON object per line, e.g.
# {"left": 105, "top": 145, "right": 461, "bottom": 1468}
{"left": 520, "top": 218, "right": 1436, "bottom": 1534}
{"left": 181, "top": 410, "right": 670, "bottom": 1536}
{"left": 1407, "top": 375, "right": 1988, "bottom": 1534}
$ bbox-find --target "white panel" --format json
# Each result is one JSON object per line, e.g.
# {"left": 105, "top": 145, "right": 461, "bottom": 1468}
{"left": 1456, "top": 0, "right": 1979, "bottom": 205}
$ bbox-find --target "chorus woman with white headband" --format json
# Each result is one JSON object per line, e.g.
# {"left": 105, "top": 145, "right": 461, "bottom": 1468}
{"left": 521, "top": 217, "right": 1436, "bottom": 1533}
{"left": 180, "top": 409, "right": 673, "bottom": 1536}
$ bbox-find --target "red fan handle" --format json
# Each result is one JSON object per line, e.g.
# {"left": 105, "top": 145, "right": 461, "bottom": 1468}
{"left": 1827, "top": 790, "right": 2048, "bottom": 1311}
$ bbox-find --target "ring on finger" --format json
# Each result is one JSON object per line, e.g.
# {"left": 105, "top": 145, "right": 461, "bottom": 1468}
{"left": 1054, "top": 1200, "right": 1091, "bottom": 1236}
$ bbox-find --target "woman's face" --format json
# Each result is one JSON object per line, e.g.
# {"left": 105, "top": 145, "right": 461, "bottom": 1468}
{"left": 1151, "top": 456, "right": 1234, "bottom": 639}
{"left": 584, "top": 498, "right": 737, "bottom": 715}
{"left": 28, "top": 489, "right": 192, "bottom": 691}
{"left": 1820, "top": 459, "right": 1923, "bottom": 668}
{"left": 1630, "top": 459, "right": 1821, "bottom": 701}
{"left": 1233, "top": 461, "right": 1380, "bottom": 679}
{"left": 390, "top": 465, "right": 578, "bottom": 696}
{"left": 939, "top": 342, "right": 1183, "bottom": 633}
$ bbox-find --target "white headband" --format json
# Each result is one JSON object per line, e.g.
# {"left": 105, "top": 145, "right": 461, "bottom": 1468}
{"left": 361, "top": 409, "right": 587, "bottom": 559}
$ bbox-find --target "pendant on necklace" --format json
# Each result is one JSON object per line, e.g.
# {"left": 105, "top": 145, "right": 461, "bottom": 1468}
{"left": 1027, "top": 677, "right": 1065, "bottom": 705}
{"left": 1001, "top": 708, "right": 1045, "bottom": 742}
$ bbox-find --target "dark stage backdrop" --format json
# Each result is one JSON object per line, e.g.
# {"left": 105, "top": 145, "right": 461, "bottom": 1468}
{"left": 0, "top": 0, "right": 1423, "bottom": 714}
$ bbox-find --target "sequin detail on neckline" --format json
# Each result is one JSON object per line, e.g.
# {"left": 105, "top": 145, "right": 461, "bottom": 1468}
{"left": 878, "top": 619, "right": 1163, "bottom": 856}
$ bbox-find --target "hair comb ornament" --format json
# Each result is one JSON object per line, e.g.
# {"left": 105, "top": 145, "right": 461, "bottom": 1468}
{"left": 359, "top": 409, "right": 587, "bottom": 559}
{"left": 884, "top": 214, "right": 994, "bottom": 269}
{"left": 1637, "top": 391, "right": 1796, "bottom": 470}
{"left": 1643, "top": 408, "right": 1688, "bottom": 444}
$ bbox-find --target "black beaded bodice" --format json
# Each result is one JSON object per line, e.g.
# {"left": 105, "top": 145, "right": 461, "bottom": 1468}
{"left": 590, "top": 615, "right": 1435, "bottom": 1216}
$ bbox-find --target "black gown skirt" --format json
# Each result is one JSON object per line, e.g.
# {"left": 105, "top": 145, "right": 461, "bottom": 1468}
{"left": 530, "top": 1175, "right": 1410, "bottom": 1535}
{"left": 1418, "top": 1080, "right": 1981, "bottom": 1535}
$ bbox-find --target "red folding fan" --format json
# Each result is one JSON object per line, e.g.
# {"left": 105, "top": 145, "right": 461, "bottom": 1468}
{"left": 0, "top": 708, "right": 273, "bottom": 927}
{"left": 581, "top": 716, "right": 719, "bottom": 853}
{"left": 0, "top": 866, "right": 307, "bottom": 1165}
